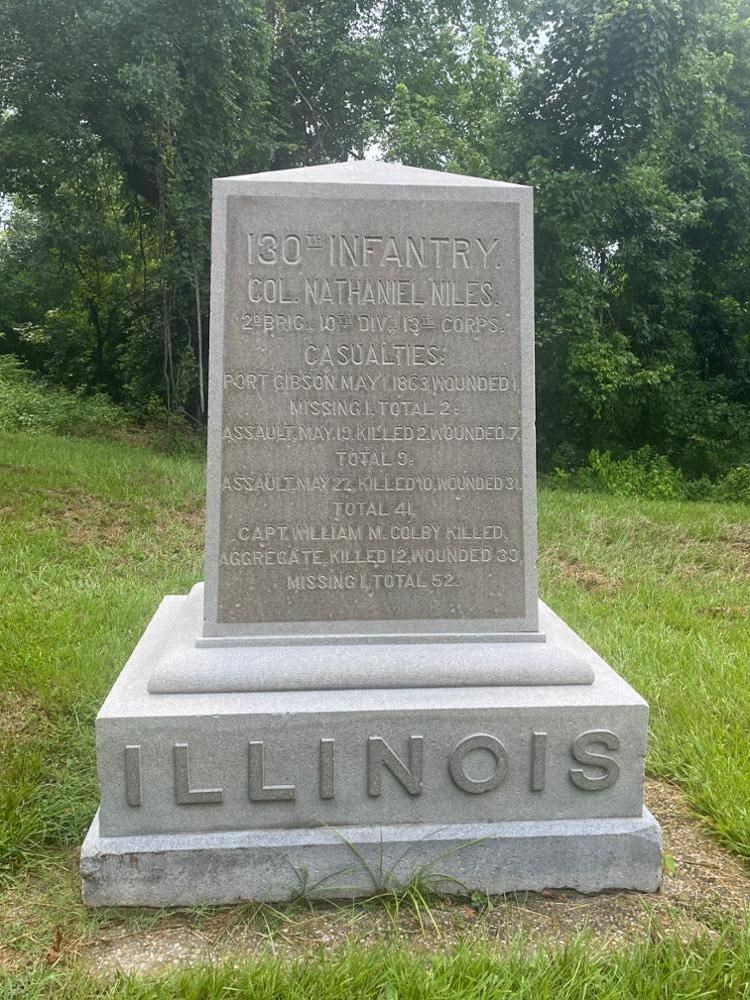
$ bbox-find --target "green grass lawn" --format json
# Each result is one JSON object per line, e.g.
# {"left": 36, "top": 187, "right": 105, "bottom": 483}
{"left": 0, "top": 432, "right": 205, "bottom": 876}
{"left": 5, "top": 935, "right": 750, "bottom": 998}
{"left": 538, "top": 488, "right": 750, "bottom": 858}
{"left": 1, "top": 430, "right": 750, "bottom": 994}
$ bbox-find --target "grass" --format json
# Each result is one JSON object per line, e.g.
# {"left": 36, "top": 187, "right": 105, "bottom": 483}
{"left": 538, "top": 490, "right": 750, "bottom": 858}
{"left": 1, "top": 429, "right": 750, "bottom": 988}
{"left": 2, "top": 934, "right": 750, "bottom": 998}
{"left": 0, "top": 432, "right": 204, "bottom": 878}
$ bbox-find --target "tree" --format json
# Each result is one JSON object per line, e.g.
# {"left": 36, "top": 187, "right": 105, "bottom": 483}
{"left": 385, "top": 0, "right": 750, "bottom": 473}
{"left": 2, "top": 0, "right": 749, "bottom": 474}
{"left": 1, "top": 0, "right": 274, "bottom": 418}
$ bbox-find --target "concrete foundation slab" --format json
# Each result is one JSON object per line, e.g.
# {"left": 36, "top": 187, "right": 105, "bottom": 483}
{"left": 81, "top": 809, "right": 662, "bottom": 906}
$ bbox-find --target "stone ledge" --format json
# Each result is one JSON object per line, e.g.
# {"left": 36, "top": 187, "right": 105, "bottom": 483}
{"left": 81, "top": 809, "right": 662, "bottom": 906}
{"left": 144, "top": 586, "right": 595, "bottom": 694}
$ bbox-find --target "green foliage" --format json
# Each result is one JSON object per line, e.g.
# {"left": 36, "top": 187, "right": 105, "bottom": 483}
{"left": 561, "top": 447, "right": 688, "bottom": 499}
{"left": 0, "top": 432, "right": 204, "bottom": 880}
{"left": 1, "top": 0, "right": 750, "bottom": 474}
{"left": 385, "top": 0, "right": 750, "bottom": 475}
{"left": 523, "top": 0, "right": 750, "bottom": 473}
{"left": 714, "top": 463, "right": 750, "bottom": 503}
{"left": 551, "top": 447, "right": 750, "bottom": 502}
{"left": 0, "top": 0, "right": 276, "bottom": 418}
{"left": 0, "top": 355, "right": 127, "bottom": 436}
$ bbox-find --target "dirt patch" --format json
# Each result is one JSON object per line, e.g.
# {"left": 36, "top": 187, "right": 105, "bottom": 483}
{"left": 697, "top": 604, "right": 749, "bottom": 620}
{"left": 171, "top": 503, "right": 205, "bottom": 547}
{"left": 0, "top": 691, "right": 47, "bottom": 741}
{"left": 19, "top": 487, "right": 204, "bottom": 549}
{"left": 562, "top": 563, "right": 619, "bottom": 592}
{"left": 0, "top": 463, "right": 32, "bottom": 474}
{"left": 19, "top": 488, "right": 135, "bottom": 546}
{"left": 541, "top": 552, "right": 619, "bottom": 593}
{"left": 9, "top": 776, "right": 739, "bottom": 976}
{"left": 56, "top": 498, "right": 134, "bottom": 547}
{"left": 718, "top": 524, "right": 750, "bottom": 558}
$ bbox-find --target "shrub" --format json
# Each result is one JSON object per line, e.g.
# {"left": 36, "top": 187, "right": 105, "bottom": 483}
{"left": 549, "top": 449, "right": 750, "bottom": 503}
{"left": 0, "top": 354, "right": 127, "bottom": 436}
{"left": 713, "top": 464, "right": 750, "bottom": 503}
{"left": 586, "top": 448, "right": 687, "bottom": 499}
{"left": 550, "top": 447, "right": 688, "bottom": 499}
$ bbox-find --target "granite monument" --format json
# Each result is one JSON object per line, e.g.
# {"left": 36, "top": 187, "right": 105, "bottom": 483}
{"left": 81, "top": 161, "right": 662, "bottom": 905}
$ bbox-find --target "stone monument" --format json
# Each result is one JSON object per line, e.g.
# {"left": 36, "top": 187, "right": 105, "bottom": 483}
{"left": 81, "top": 162, "right": 662, "bottom": 905}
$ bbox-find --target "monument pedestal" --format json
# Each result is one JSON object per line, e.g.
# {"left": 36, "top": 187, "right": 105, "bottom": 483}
{"left": 81, "top": 588, "right": 661, "bottom": 906}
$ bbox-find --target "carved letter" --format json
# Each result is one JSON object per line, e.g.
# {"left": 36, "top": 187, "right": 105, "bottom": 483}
{"left": 530, "top": 731, "right": 547, "bottom": 792}
{"left": 569, "top": 730, "right": 621, "bottom": 790}
{"left": 367, "top": 736, "right": 423, "bottom": 797}
{"left": 173, "top": 743, "right": 223, "bottom": 805}
{"left": 124, "top": 745, "right": 142, "bottom": 807}
{"left": 319, "top": 738, "right": 335, "bottom": 800}
{"left": 449, "top": 734, "right": 508, "bottom": 794}
{"left": 248, "top": 741, "right": 296, "bottom": 801}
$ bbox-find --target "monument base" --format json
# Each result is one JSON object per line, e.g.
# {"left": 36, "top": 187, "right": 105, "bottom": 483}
{"left": 81, "top": 810, "right": 662, "bottom": 906}
{"left": 147, "top": 584, "right": 594, "bottom": 693}
{"left": 81, "top": 590, "right": 662, "bottom": 905}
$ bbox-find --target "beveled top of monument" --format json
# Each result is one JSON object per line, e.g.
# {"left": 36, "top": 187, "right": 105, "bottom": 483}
{"left": 219, "top": 160, "right": 529, "bottom": 189}
{"left": 204, "top": 161, "right": 538, "bottom": 643}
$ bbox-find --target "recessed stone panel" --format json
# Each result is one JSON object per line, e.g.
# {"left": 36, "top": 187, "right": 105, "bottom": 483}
{"left": 204, "top": 166, "right": 538, "bottom": 638}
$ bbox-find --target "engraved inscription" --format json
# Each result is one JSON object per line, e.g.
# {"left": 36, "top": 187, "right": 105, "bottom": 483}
{"left": 319, "top": 738, "right": 335, "bottom": 800}
{"left": 173, "top": 743, "right": 223, "bottom": 805}
{"left": 217, "top": 195, "right": 527, "bottom": 625}
{"left": 448, "top": 734, "right": 508, "bottom": 794}
{"left": 248, "top": 741, "right": 296, "bottom": 801}
{"left": 530, "top": 731, "right": 547, "bottom": 792}
{"left": 124, "top": 745, "right": 142, "bottom": 807}
{"left": 126, "top": 728, "right": 622, "bottom": 811}
{"left": 367, "top": 735, "right": 424, "bottom": 797}
{"left": 569, "top": 731, "right": 621, "bottom": 791}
